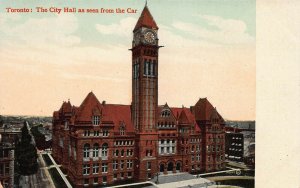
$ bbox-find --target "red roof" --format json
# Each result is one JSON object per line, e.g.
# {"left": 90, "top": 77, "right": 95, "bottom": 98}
{"left": 193, "top": 98, "right": 224, "bottom": 122}
{"left": 59, "top": 100, "right": 72, "bottom": 113}
{"left": 101, "top": 104, "right": 134, "bottom": 132}
{"left": 134, "top": 5, "right": 158, "bottom": 31}
{"left": 75, "top": 92, "right": 103, "bottom": 122}
{"left": 170, "top": 107, "right": 200, "bottom": 132}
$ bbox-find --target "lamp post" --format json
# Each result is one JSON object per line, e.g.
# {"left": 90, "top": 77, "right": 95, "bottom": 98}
{"left": 156, "top": 138, "right": 159, "bottom": 184}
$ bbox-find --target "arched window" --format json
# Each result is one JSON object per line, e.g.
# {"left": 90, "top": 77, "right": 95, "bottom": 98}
{"left": 121, "top": 149, "right": 124, "bottom": 157}
{"left": 93, "top": 143, "right": 99, "bottom": 157}
{"left": 102, "top": 143, "right": 108, "bottom": 157}
{"left": 83, "top": 143, "right": 90, "bottom": 158}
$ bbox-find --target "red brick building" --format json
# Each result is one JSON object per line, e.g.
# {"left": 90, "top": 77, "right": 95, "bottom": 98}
{"left": 52, "top": 5, "right": 226, "bottom": 188}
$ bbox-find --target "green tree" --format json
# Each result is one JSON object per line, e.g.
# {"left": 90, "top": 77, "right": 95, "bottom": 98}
{"left": 15, "top": 121, "right": 38, "bottom": 175}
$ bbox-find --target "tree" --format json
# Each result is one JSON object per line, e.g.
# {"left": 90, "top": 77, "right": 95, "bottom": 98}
{"left": 15, "top": 121, "right": 38, "bottom": 175}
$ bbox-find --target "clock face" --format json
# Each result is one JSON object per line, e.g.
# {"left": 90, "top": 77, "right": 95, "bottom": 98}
{"left": 144, "top": 31, "right": 155, "bottom": 44}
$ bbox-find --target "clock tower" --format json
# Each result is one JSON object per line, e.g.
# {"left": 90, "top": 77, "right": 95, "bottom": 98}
{"left": 131, "top": 4, "right": 160, "bottom": 181}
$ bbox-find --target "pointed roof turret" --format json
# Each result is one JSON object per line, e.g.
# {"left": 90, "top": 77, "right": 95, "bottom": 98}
{"left": 76, "top": 92, "right": 103, "bottom": 122}
{"left": 134, "top": 4, "right": 158, "bottom": 31}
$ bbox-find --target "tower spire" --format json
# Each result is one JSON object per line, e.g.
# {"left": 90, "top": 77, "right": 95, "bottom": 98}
{"left": 133, "top": 3, "right": 158, "bottom": 31}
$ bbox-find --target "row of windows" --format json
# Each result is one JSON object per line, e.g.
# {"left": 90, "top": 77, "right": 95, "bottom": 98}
{"left": 228, "top": 148, "right": 243, "bottom": 151}
{"left": 206, "top": 145, "right": 223, "bottom": 152}
{"left": 191, "top": 154, "right": 201, "bottom": 162}
{"left": 83, "top": 160, "right": 134, "bottom": 176}
{"left": 191, "top": 145, "right": 201, "bottom": 152}
{"left": 160, "top": 133, "right": 176, "bottom": 137}
{"left": 83, "top": 143, "right": 108, "bottom": 158}
{"left": 207, "top": 155, "right": 224, "bottom": 162}
{"left": 83, "top": 130, "right": 109, "bottom": 137}
{"left": 112, "top": 160, "right": 133, "bottom": 170}
{"left": 159, "top": 146, "right": 176, "bottom": 155}
{"left": 231, "top": 143, "right": 242, "bottom": 146}
{"left": 143, "top": 60, "right": 156, "bottom": 76}
{"left": 113, "top": 149, "right": 134, "bottom": 157}
{"left": 190, "top": 138, "right": 201, "bottom": 143}
{"left": 114, "top": 140, "right": 134, "bottom": 146}
{"left": 232, "top": 137, "right": 242, "bottom": 140}
{"left": 83, "top": 163, "right": 107, "bottom": 175}
{"left": 159, "top": 139, "right": 176, "bottom": 144}
{"left": 157, "top": 123, "right": 176, "bottom": 129}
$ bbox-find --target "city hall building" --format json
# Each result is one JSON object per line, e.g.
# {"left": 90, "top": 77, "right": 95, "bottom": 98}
{"left": 52, "top": 5, "right": 226, "bottom": 188}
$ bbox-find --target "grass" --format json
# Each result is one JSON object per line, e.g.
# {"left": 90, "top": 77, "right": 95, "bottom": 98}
{"left": 216, "top": 179, "right": 254, "bottom": 188}
{"left": 48, "top": 168, "right": 68, "bottom": 188}
{"left": 42, "top": 154, "right": 53, "bottom": 166}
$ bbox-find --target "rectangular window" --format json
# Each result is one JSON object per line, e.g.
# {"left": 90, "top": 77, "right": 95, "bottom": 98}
{"left": 127, "top": 160, "right": 133, "bottom": 169}
{"left": 113, "top": 160, "right": 118, "bottom": 170}
{"left": 153, "top": 61, "right": 156, "bottom": 76}
{"left": 148, "top": 61, "right": 151, "bottom": 75}
{"left": 120, "top": 128, "right": 125, "bottom": 135}
{"left": 102, "top": 176, "right": 107, "bottom": 184}
{"left": 4, "top": 163, "right": 9, "bottom": 175}
{"left": 93, "top": 177, "right": 98, "bottom": 184}
{"left": 84, "top": 179, "right": 89, "bottom": 185}
{"left": 102, "top": 163, "right": 108, "bottom": 173}
{"left": 0, "top": 164, "right": 3, "bottom": 175}
{"left": 144, "top": 60, "right": 147, "bottom": 75}
{"left": 93, "top": 163, "right": 99, "bottom": 174}
{"left": 84, "top": 130, "right": 90, "bottom": 137}
{"left": 102, "top": 130, "right": 109, "bottom": 137}
{"left": 83, "top": 164, "right": 90, "bottom": 175}
{"left": 197, "top": 154, "right": 201, "bottom": 161}
{"left": 94, "top": 131, "right": 99, "bottom": 137}
{"left": 93, "top": 116, "right": 100, "bottom": 125}
{"left": 147, "top": 162, "right": 151, "bottom": 170}
{"left": 113, "top": 174, "right": 117, "bottom": 180}
{"left": 128, "top": 172, "right": 132, "bottom": 178}
{"left": 120, "top": 160, "right": 124, "bottom": 169}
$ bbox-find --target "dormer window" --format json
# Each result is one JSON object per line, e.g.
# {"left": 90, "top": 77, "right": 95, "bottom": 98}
{"left": 161, "top": 110, "right": 171, "bottom": 117}
{"left": 93, "top": 116, "right": 100, "bottom": 125}
{"left": 120, "top": 128, "right": 125, "bottom": 135}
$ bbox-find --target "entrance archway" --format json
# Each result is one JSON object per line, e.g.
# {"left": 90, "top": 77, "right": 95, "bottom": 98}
{"left": 160, "top": 164, "right": 165, "bottom": 173}
{"left": 167, "top": 162, "right": 174, "bottom": 172}
{"left": 176, "top": 162, "right": 181, "bottom": 172}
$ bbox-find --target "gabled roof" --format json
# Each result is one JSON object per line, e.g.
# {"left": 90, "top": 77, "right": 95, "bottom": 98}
{"left": 101, "top": 104, "right": 134, "bottom": 132}
{"left": 59, "top": 100, "right": 72, "bottom": 113}
{"left": 193, "top": 98, "right": 224, "bottom": 122}
{"left": 75, "top": 92, "right": 103, "bottom": 122}
{"left": 170, "top": 107, "right": 200, "bottom": 132}
{"left": 134, "top": 5, "right": 158, "bottom": 31}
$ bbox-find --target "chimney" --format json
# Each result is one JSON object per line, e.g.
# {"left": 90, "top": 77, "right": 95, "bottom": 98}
{"left": 102, "top": 101, "right": 106, "bottom": 105}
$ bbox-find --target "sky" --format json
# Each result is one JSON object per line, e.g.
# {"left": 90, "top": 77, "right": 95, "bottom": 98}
{"left": 0, "top": 0, "right": 255, "bottom": 120}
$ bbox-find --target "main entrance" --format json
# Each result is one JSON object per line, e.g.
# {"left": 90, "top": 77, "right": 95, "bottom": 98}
{"left": 167, "top": 162, "right": 174, "bottom": 173}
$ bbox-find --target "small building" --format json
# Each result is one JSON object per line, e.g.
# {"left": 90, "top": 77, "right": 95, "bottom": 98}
{"left": 0, "top": 141, "right": 15, "bottom": 188}
{"left": 225, "top": 131, "right": 244, "bottom": 162}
